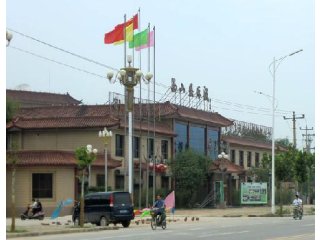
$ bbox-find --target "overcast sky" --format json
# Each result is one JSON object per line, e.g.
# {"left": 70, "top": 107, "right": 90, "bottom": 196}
{"left": 5, "top": 0, "right": 315, "bottom": 150}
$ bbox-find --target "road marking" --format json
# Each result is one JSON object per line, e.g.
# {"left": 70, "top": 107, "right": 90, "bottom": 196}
{"left": 198, "top": 230, "right": 249, "bottom": 238}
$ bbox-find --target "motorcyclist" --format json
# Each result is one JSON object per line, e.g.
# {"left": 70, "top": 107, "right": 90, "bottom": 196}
{"left": 152, "top": 194, "right": 166, "bottom": 223}
{"left": 292, "top": 193, "right": 303, "bottom": 217}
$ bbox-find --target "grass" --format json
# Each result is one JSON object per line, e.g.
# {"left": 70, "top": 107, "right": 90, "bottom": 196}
{"left": 6, "top": 228, "right": 28, "bottom": 233}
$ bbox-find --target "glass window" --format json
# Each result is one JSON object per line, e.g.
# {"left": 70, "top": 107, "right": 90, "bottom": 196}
{"left": 161, "top": 176, "right": 169, "bottom": 189}
{"left": 175, "top": 122, "right": 188, "bottom": 153}
{"left": 32, "top": 173, "right": 53, "bottom": 198}
{"left": 161, "top": 140, "right": 168, "bottom": 160}
{"left": 255, "top": 152, "right": 260, "bottom": 167}
{"left": 231, "top": 150, "right": 235, "bottom": 163}
{"left": 116, "top": 134, "right": 124, "bottom": 157}
{"left": 133, "top": 137, "right": 140, "bottom": 158}
{"left": 239, "top": 151, "right": 244, "bottom": 166}
{"left": 189, "top": 125, "right": 205, "bottom": 154}
{"left": 247, "top": 152, "right": 252, "bottom": 167}
{"left": 96, "top": 174, "right": 105, "bottom": 187}
{"left": 115, "top": 175, "right": 124, "bottom": 190}
{"left": 148, "top": 138, "right": 154, "bottom": 158}
{"left": 208, "top": 129, "right": 219, "bottom": 160}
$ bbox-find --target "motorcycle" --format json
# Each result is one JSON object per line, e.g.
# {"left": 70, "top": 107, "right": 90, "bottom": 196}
{"left": 21, "top": 201, "right": 45, "bottom": 220}
{"left": 293, "top": 205, "right": 303, "bottom": 220}
{"left": 150, "top": 207, "right": 166, "bottom": 230}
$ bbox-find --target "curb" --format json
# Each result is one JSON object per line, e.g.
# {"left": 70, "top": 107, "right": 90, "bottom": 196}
{"left": 6, "top": 226, "right": 119, "bottom": 238}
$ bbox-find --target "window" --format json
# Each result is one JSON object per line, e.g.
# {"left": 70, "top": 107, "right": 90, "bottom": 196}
{"left": 247, "top": 152, "right": 252, "bottom": 167}
{"left": 189, "top": 125, "right": 205, "bottom": 154}
{"left": 161, "top": 140, "right": 168, "bottom": 160}
{"left": 255, "top": 152, "right": 260, "bottom": 167}
{"left": 32, "top": 173, "right": 53, "bottom": 198}
{"left": 115, "top": 175, "right": 124, "bottom": 190}
{"left": 231, "top": 150, "right": 235, "bottom": 163}
{"left": 96, "top": 174, "right": 105, "bottom": 187}
{"left": 133, "top": 137, "right": 140, "bottom": 158}
{"left": 208, "top": 129, "right": 219, "bottom": 160}
{"left": 239, "top": 151, "right": 244, "bottom": 166}
{"left": 149, "top": 176, "right": 154, "bottom": 188}
{"left": 161, "top": 176, "right": 169, "bottom": 189}
{"left": 148, "top": 138, "right": 154, "bottom": 158}
{"left": 116, "top": 134, "right": 124, "bottom": 157}
{"left": 175, "top": 122, "right": 188, "bottom": 153}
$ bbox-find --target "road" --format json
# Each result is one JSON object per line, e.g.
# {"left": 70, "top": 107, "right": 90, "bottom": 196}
{"left": 10, "top": 216, "right": 315, "bottom": 240}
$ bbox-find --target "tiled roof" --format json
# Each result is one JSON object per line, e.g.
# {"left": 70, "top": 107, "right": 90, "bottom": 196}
{"left": 222, "top": 135, "right": 273, "bottom": 150}
{"left": 209, "top": 158, "right": 246, "bottom": 174}
{"left": 6, "top": 89, "right": 81, "bottom": 106}
{"left": 7, "top": 116, "right": 120, "bottom": 129}
{"left": 6, "top": 150, "right": 122, "bottom": 168}
{"left": 172, "top": 104, "right": 233, "bottom": 127}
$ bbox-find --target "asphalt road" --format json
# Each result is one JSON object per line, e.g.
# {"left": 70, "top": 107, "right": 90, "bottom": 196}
{"left": 10, "top": 216, "right": 315, "bottom": 240}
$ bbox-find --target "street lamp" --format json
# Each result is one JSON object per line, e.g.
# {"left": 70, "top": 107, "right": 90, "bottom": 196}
{"left": 217, "top": 152, "right": 228, "bottom": 208}
{"left": 107, "top": 56, "right": 153, "bottom": 194}
{"left": 86, "top": 144, "right": 98, "bottom": 188}
{"left": 99, "top": 127, "right": 113, "bottom": 192}
{"left": 6, "top": 30, "right": 13, "bottom": 47}
{"left": 269, "top": 49, "right": 303, "bottom": 214}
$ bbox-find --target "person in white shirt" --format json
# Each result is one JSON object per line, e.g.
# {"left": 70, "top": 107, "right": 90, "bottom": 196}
{"left": 292, "top": 193, "right": 303, "bottom": 206}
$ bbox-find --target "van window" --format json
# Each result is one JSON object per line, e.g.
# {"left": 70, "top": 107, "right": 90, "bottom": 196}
{"left": 114, "top": 193, "right": 131, "bottom": 204}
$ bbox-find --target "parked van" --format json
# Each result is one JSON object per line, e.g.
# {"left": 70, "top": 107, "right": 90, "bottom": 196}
{"left": 72, "top": 191, "right": 134, "bottom": 227}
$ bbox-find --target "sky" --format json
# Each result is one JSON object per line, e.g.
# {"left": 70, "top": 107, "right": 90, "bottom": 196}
{"left": 5, "top": 0, "right": 315, "bottom": 150}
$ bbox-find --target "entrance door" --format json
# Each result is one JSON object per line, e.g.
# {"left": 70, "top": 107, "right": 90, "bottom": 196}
{"left": 215, "top": 181, "right": 224, "bottom": 204}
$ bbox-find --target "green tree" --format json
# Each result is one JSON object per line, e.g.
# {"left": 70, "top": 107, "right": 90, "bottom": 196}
{"left": 275, "top": 138, "right": 291, "bottom": 148}
{"left": 7, "top": 142, "right": 19, "bottom": 232}
{"left": 170, "top": 150, "right": 210, "bottom": 208}
{"left": 75, "top": 145, "right": 97, "bottom": 227}
{"left": 6, "top": 98, "right": 19, "bottom": 123}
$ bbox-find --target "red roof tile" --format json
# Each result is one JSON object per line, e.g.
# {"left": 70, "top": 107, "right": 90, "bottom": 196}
{"left": 6, "top": 89, "right": 81, "bottom": 107}
{"left": 6, "top": 150, "right": 121, "bottom": 168}
{"left": 209, "top": 158, "right": 246, "bottom": 174}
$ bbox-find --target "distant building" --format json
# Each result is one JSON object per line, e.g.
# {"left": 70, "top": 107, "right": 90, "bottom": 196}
{"left": 6, "top": 89, "right": 82, "bottom": 108}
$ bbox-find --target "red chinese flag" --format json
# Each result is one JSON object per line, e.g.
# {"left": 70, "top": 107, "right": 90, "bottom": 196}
{"left": 104, "top": 14, "right": 138, "bottom": 44}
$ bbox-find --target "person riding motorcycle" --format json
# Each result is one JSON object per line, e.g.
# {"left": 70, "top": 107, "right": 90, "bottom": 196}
{"left": 152, "top": 194, "right": 166, "bottom": 224}
{"left": 292, "top": 193, "right": 303, "bottom": 218}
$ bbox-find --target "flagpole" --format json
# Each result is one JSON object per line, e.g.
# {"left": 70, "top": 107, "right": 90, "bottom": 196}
{"left": 124, "top": 14, "right": 126, "bottom": 67}
{"left": 137, "top": 7, "right": 142, "bottom": 210}
{"left": 123, "top": 14, "right": 128, "bottom": 192}
{"left": 152, "top": 25, "right": 156, "bottom": 204}
{"left": 146, "top": 22, "right": 150, "bottom": 208}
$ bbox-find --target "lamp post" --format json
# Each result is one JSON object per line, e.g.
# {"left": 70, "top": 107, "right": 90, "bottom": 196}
{"left": 86, "top": 144, "right": 98, "bottom": 189}
{"left": 6, "top": 30, "right": 13, "bottom": 47}
{"left": 99, "top": 127, "right": 113, "bottom": 192}
{"left": 107, "top": 55, "right": 153, "bottom": 194}
{"left": 269, "top": 49, "right": 303, "bottom": 214}
{"left": 217, "top": 152, "right": 228, "bottom": 207}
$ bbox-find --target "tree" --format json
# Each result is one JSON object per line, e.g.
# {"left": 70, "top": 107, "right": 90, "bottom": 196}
{"left": 6, "top": 98, "right": 19, "bottom": 123}
{"left": 75, "top": 145, "right": 97, "bottom": 227}
{"left": 7, "top": 142, "right": 19, "bottom": 232}
{"left": 275, "top": 138, "right": 291, "bottom": 148}
{"left": 248, "top": 153, "right": 271, "bottom": 183}
{"left": 170, "top": 149, "right": 210, "bottom": 208}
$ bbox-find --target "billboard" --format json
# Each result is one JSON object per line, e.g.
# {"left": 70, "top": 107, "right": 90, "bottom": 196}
{"left": 241, "top": 182, "right": 268, "bottom": 204}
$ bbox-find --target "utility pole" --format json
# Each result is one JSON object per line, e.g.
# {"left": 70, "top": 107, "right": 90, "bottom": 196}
{"left": 283, "top": 111, "right": 304, "bottom": 148}
{"left": 300, "top": 126, "right": 314, "bottom": 153}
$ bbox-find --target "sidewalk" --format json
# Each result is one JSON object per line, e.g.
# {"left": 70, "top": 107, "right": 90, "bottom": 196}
{"left": 6, "top": 205, "right": 315, "bottom": 238}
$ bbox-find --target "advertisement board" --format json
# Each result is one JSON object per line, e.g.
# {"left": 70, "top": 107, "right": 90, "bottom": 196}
{"left": 240, "top": 182, "right": 268, "bottom": 204}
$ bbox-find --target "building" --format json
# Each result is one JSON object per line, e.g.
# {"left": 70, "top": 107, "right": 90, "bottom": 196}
{"left": 6, "top": 95, "right": 233, "bottom": 216}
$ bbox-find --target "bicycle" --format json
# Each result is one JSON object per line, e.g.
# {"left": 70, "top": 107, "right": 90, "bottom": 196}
{"left": 150, "top": 208, "right": 166, "bottom": 230}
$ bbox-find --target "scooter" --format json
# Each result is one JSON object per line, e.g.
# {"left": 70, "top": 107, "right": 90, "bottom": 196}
{"left": 21, "top": 203, "right": 45, "bottom": 220}
{"left": 293, "top": 205, "right": 303, "bottom": 220}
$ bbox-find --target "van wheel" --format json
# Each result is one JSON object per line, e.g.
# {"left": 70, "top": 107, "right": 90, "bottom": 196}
{"left": 74, "top": 217, "right": 80, "bottom": 226}
{"left": 121, "top": 220, "right": 130, "bottom": 228}
{"left": 100, "top": 217, "right": 109, "bottom": 227}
